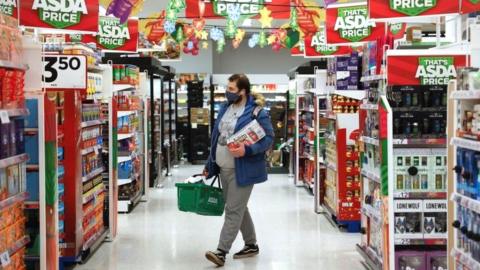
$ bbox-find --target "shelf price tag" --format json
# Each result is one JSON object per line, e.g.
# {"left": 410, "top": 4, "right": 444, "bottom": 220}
{"left": 0, "top": 110, "right": 10, "bottom": 124}
{"left": 42, "top": 55, "right": 87, "bottom": 89}
{"left": 0, "top": 251, "right": 11, "bottom": 266}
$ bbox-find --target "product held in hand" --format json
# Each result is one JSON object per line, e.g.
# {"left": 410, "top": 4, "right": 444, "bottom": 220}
{"left": 227, "top": 120, "right": 265, "bottom": 149}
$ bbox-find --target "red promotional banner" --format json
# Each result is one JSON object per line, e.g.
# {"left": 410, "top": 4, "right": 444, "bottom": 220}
{"left": 387, "top": 53, "right": 468, "bottom": 86}
{"left": 185, "top": 0, "right": 290, "bottom": 19}
{"left": 0, "top": 0, "right": 18, "bottom": 18}
{"left": 19, "top": 0, "right": 99, "bottom": 32}
{"left": 368, "top": 0, "right": 459, "bottom": 19}
{"left": 304, "top": 31, "right": 352, "bottom": 57}
{"left": 326, "top": 3, "right": 386, "bottom": 44}
{"left": 82, "top": 17, "right": 138, "bottom": 52}
{"left": 461, "top": 0, "right": 480, "bottom": 14}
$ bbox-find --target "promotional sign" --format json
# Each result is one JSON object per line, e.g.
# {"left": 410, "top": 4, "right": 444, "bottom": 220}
{"left": 388, "top": 22, "right": 407, "bottom": 39}
{"left": 0, "top": 0, "right": 18, "bottom": 18}
{"left": 19, "top": 0, "right": 99, "bottom": 32}
{"left": 83, "top": 16, "right": 138, "bottom": 52}
{"left": 42, "top": 55, "right": 87, "bottom": 89}
{"left": 387, "top": 53, "right": 468, "bottom": 85}
{"left": 461, "top": 0, "right": 480, "bottom": 14}
{"left": 304, "top": 31, "right": 352, "bottom": 57}
{"left": 325, "top": 3, "right": 386, "bottom": 44}
{"left": 368, "top": 0, "right": 460, "bottom": 19}
{"left": 185, "top": 0, "right": 290, "bottom": 19}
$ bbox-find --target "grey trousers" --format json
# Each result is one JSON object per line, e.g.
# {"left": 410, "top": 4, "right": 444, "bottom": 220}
{"left": 218, "top": 168, "right": 256, "bottom": 252}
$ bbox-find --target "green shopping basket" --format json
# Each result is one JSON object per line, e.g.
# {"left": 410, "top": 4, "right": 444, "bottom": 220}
{"left": 175, "top": 174, "right": 225, "bottom": 216}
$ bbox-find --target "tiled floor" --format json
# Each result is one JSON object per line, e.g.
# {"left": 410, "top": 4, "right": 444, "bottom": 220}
{"left": 75, "top": 165, "right": 364, "bottom": 270}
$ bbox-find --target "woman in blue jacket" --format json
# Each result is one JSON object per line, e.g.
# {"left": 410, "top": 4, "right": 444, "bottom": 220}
{"left": 204, "top": 74, "right": 274, "bottom": 266}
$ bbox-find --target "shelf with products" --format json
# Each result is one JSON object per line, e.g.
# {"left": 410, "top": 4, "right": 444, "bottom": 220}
{"left": 448, "top": 65, "right": 480, "bottom": 269}
{"left": 322, "top": 97, "right": 362, "bottom": 232}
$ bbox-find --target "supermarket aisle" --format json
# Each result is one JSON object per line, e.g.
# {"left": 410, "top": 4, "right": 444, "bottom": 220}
{"left": 76, "top": 165, "right": 363, "bottom": 270}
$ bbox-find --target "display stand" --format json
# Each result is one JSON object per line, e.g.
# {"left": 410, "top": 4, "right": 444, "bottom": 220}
{"left": 324, "top": 105, "right": 361, "bottom": 233}
{"left": 102, "top": 55, "right": 168, "bottom": 188}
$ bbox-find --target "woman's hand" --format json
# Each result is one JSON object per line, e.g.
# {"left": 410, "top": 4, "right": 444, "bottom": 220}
{"left": 203, "top": 167, "right": 209, "bottom": 177}
{"left": 228, "top": 143, "right": 246, "bottom": 158}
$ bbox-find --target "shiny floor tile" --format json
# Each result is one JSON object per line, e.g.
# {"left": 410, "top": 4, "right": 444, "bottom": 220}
{"left": 75, "top": 165, "right": 364, "bottom": 270}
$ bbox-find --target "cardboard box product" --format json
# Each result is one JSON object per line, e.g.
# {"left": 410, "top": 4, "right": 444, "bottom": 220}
{"left": 190, "top": 108, "right": 209, "bottom": 125}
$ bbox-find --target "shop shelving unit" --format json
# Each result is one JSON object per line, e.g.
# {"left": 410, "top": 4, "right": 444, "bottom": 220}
{"left": 323, "top": 97, "right": 362, "bottom": 232}
{"left": 448, "top": 77, "right": 480, "bottom": 269}
{"left": 161, "top": 67, "right": 176, "bottom": 175}
{"left": 356, "top": 95, "right": 392, "bottom": 270}
{"left": 102, "top": 55, "right": 168, "bottom": 188}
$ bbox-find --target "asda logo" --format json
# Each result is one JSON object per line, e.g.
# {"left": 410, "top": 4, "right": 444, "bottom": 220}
{"left": 390, "top": 0, "right": 437, "bottom": 16}
{"left": 32, "top": 0, "right": 88, "bottom": 28}
{"left": 213, "top": 0, "right": 264, "bottom": 17}
{"left": 334, "top": 5, "right": 376, "bottom": 42}
{"left": 0, "top": 0, "right": 16, "bottom": 16}
{"left": 311, "top": 32, "right": 338, "bottom": 55}
{"left": 390, "top": 23, "right": 403, "bottom": 35}
{"left": 415, "top": 57, "right": 456, "bottom": 85}
{"left": 98, "top": 17, "right": 130, "bottom": 50}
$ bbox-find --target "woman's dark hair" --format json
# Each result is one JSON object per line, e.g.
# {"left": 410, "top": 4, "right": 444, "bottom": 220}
{"left": 228, "top": 74, "right": 251, "bottom": 95}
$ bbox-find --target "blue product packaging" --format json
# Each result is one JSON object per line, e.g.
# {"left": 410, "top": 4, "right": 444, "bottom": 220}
{"left": 26, "top": 171, "right": 40, "bottom": 201}
{"left": 0, "top": 122, "right": 9, "bottom": 159}
{"left": 25, "top": 134, "right": 39, "bottom": 164}
{"left": 25, "top": 99, "right": 39, "bottom": 128}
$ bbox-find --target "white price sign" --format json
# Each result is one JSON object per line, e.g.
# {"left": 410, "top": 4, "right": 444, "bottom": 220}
{"left": 42, "top": 55, "right": 87, "bottom": 89}
{"left": 0, "top": 110, "right": 9, "bottom": 124}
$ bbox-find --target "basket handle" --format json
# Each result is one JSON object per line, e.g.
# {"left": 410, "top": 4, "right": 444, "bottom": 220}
{"left": 210, "top": 175, "right": 221, "bottom": 189}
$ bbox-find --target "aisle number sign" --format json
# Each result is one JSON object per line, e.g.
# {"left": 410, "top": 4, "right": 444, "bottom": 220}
{"left": 19, "top": 0, "right": 99, "bottom": 32}
{"left": 82, "top": 17, "right": 138, "bottom": 52}
{"left": 368, "top": 0, "right": 459, "bottom": 19}
{"left": 0, "top": 0, "right": 17, "bottom": 18}
{"left": 304, "top": 31, "right": 352, "bottom": 57}
{"left": 387, "top": 54, "right": 468, "bottom": 86}
{"left": 326, "top": 3, "right": 386, "bottom": 44}
{"left": 42, "top": 55, "right": 87, "bottom": 89}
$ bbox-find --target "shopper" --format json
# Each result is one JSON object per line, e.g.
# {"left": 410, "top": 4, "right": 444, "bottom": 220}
{"left": 203, "top": 74, "right": 274, "bottom": 267}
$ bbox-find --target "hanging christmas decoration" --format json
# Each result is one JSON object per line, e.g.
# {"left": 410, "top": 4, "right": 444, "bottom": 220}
{"left": 276, "top": 29, "right": 288, "bottom": 42}
{"left": 193, "top": 18, "right": 206, "bottom": 32}
{"left": 227, "top": 4, "right": 241, "bottom": 22}
{"left": 248, "top": 34, "right": 259, "bottom": 48}
{"left": 199, "top": 30, "right": 209, "bottom": 40}
{"left": 169, "top": 0, "right": 185, "bottom": 11}
{"left": 225, "top": 19, "right": 237, "bottom": 39}
{"left": 294, "top": 0, "right": 322, "bottom": 37}
{"left": 267, "top": 34, "right": 277, "bottom": 45}
{"left": 258, "top": 7, "right": 273, "bottom": 28}
{"left": 183, "top": 36, "right": 199, "bottom": 55}
{"left": 183, "top": 24, "right": 195, "bottom": 39}
{"left": 235, "top": 29, "right": 246, "bottom": 43}
{"left": 175, "top": 25, "right": 184, "bottom": 43}
{"left": 289, "top": 8, "right": 298, "bottom": 31}
{"left": 284, "top": 29, "right": 300, "bottom": 49}
{"left": 202, "top": 41, "right": 209, "bottom": 49}
{"left": 217, "top": 38, "right": 226, "bottom": 53}
{"left": 163, "top": 20, "right": 176, "bottom": 34}
{"left": 258, "top": 31, "right": 268, "bottom": 48}
{"left": 144, "top": 10, "right": 167, "bottom": 44}
{"left": 166, "top": 7, "right": 178, "bottom": 21}
{"left": 272, "top": 42, "right": 282, "bottom": 52}
{"left": 210, "top": 27, "right": 224, "bottom": 41}
{"left": 106, "top": 0, "right": 143, "bottom": 23}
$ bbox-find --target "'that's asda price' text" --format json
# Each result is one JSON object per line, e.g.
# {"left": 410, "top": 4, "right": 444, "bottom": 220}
{"left": 334, "top": 6, "right": 375, "bottom": 42}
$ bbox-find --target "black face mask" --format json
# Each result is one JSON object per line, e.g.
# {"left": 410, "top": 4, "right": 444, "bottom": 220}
{"left": 226, "top": 91, "right": 241, "bottom": 104}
